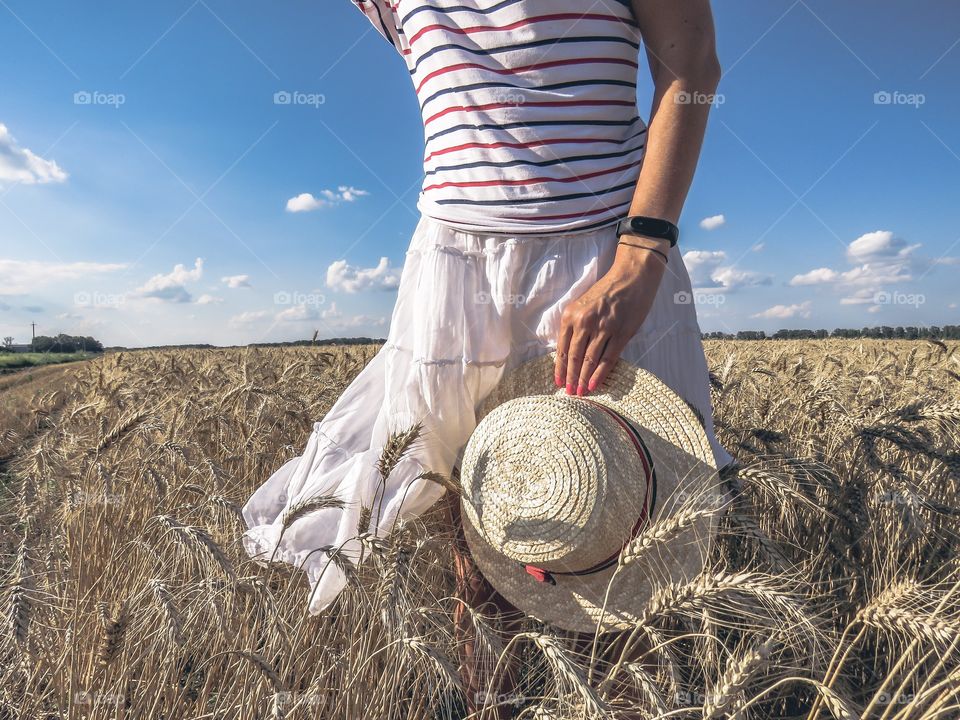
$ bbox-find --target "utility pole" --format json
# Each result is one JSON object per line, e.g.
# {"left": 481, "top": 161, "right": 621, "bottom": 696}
{"left": 31, "top": 322, "right": 36, "bottom": 350}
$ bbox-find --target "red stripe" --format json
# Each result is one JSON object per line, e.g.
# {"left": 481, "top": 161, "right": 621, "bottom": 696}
{"left": 422, "top": 159, "right": 641, "bottom": 192}
{"left": 408, "top": 13, "right": 629, "bottom": 46}
{"left": 424, "top": 98, "right": 633, "bottom": 126}
{"left": 415, "top": 56, "right": 637, "bottom": 94}
{"left": 426, "top": 137, "right": 623, "bottom": 163}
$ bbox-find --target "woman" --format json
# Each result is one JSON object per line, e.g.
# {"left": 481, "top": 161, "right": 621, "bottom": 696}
{"left": 243, "top": 0, "right": 730, "bottom": 715}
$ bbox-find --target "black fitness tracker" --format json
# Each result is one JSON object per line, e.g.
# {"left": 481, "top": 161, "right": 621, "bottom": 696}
{"left": 615, "top": 215, "right": 679, "bottom": 247}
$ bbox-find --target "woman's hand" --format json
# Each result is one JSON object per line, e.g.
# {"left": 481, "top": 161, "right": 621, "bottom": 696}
{"left": 551, "top": 0, "right": 720, "bottom": 395}
{"left": 554, "top": 242, "right": 669, "bottom": 394}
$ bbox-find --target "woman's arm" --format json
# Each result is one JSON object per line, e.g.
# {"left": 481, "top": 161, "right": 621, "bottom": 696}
{"left": 554, "top": 0, "right": 721, "bottom": 394}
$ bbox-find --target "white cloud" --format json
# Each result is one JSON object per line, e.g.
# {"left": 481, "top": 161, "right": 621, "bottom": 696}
{"left": 682, "top": 250, "right": 771, "bottom": 292}
{"left": 790, "top": 267, "right": 840, "bottom": 286}
{"left": 326, "top": 257, "right": 400, "bottom": 293}
{"left": 276, "top": 301, "right": 386, "bottom": 330}
{"left": 0, "top": 259, "right": 127, "bottom": 295}
{"left": 221, "top": 274, "right": 251, "bottom": 289}
{"left": 196, "top": 294, "right": 223, "bottom": 305}
{"left": 788, "top": 231, "right": 930, "bottom": 306}
{"left": 0, "top": 124, "right": 68, "bottom": 185}
{"left": 699, "top": 214, "right": 725, "bottom": 231}
{"left": 285, "top": 186, "right": 369, "bottom": 213}
{"left": 229, "top": 310, "right": 269, "bottom": 327}
{"left": 133, "top": 258, "right": 203, "bottom": 303}
{"left": 276, "top": 303, "right": 319, "bottom": 323}
{"left": 751, "top": 242, "right": 765, "bottom": 252}
{"left": 752, "top": 300, "right": 812, "bottom": 320}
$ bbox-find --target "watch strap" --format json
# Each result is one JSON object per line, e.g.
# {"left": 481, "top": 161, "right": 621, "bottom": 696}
{"left": 615, "top": 216, "right": 679, "bottom": 247}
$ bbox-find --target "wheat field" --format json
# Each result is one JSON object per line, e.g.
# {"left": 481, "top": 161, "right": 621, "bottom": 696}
{"left": 0, "top": 340, "right": 958, "bottom": 719}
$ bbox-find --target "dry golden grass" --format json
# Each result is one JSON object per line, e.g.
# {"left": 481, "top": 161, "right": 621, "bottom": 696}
{"left": 0, "top": 339, "right": 957, "bottom": 719}
{"left": 0, "top": 364, "right": 77, "bottom": 461}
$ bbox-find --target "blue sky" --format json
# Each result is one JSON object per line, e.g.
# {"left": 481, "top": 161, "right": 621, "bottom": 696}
{"left": 1, "top": 0, "right": 957, "bottom": 347}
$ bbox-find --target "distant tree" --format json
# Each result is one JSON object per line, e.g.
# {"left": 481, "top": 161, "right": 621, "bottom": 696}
{"left": 31, "top": 333, "right": 103, "bottom": 353}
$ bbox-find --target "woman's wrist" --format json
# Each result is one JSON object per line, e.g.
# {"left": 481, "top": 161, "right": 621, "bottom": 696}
{"left": 616, "top": 233, "right": 671, "bottom": 266}
{"left": 610, "top": 242, "right": 668, "bottom": 289}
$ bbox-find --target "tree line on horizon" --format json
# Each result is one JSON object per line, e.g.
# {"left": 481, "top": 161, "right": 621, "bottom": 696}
{"left": 1, "top": 333, "right": 104, "bottom": 353}
{"left": 703, "top": 325, "right": 960, "bottom": 340}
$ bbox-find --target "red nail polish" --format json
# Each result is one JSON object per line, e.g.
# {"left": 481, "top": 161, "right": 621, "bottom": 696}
{"left": 554, "top": 375, "right": 562, "bottom": 387}
{"left": 576, "top": 385, "right": 584, "bottom": 396}
{"left": 566, "top": 383, "right": 574, "bottom": 394}
{"left": 587, "top": 380, "right": 596, "bottom": 392}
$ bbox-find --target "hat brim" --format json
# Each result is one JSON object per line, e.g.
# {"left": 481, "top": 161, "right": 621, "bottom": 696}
{"left": 460, "top": 352, "right": 725, "bottom": 633}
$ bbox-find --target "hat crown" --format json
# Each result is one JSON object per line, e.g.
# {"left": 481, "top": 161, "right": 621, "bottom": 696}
{"left": 460, "top": 395, "right": 652, "bottom": 572}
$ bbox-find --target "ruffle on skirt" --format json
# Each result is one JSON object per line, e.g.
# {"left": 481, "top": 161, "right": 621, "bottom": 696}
{"left": 241, "top": 214, "right": 734, "bottom": 615}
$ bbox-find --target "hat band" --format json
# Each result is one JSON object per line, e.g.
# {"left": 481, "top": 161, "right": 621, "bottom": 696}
{"left": 522, "top": 399, "right": 657, "bottom": 586}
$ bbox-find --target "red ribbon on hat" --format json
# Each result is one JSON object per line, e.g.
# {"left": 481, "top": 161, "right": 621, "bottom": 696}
{"left": 522, "top": 399, "right": 656, "bottom": 585}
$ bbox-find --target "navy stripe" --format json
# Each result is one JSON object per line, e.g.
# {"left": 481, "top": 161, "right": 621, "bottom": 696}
{"left": 425, "top": 116, "right": 643, "bottom": 146}
{"left": 474, "top": 207, "right": 633, "bottom": 237}
{"left": 410, "top": 34, "right": 640, "bottom": 76}
{"left": 401, "top": 0, "right": 635, "bottom": 26}
{"left": 419, "top": 78, "right": 636, "bottom": 112}
{"left": 424, "top": 137, "right": 647, "bottom": 177}
{"left": 367, "top": 2, "right": 398, "bottom": 49}
{"left": 431, "top": 179, "right": 638, "bottom": 206}
{"left": 402, "top": 0, "right": 536, "bottom": 25}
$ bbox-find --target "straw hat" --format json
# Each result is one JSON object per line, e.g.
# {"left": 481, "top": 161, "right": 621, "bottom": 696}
{"left": 458, "top": 351, "right": 726, "bottom": 633}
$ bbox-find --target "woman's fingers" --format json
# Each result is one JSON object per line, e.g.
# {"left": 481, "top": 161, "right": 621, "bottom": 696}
{"left": 588, "top": 334, "right": 625, "bottom": 392}
{"left": 578, "top": 332, "right": 611, "bottom": 395}
{"left": 554, "top": 321, "right": 573, "bottom": 387}
{"left": 563, "top": 321, "right": 592, "bottom": 394}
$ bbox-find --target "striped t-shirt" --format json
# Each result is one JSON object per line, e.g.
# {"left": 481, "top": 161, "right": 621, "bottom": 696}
{"left": 352, "top": 0, "right": 646, "bottom": 234}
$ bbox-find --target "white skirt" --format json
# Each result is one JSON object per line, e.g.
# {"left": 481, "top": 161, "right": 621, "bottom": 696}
{"left": 241, "top": 214, "right": 733, "bottom": 615}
